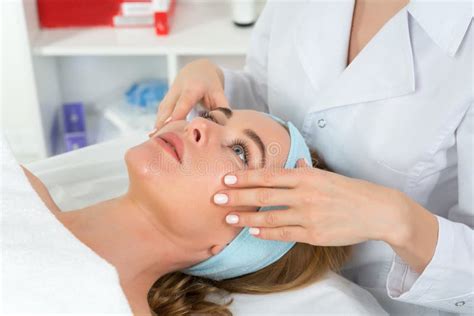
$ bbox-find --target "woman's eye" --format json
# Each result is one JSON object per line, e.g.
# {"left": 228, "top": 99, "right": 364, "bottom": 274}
{"left": 231, "top": 143, "right": 249, "bottom": 165}
{"left": 198, "top": 110, "right": 250, "bottom": 166}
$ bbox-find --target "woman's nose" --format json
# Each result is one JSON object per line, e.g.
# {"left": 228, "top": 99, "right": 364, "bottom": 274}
{"left": 185, "top": 119, "right": 209, "bottom": 146}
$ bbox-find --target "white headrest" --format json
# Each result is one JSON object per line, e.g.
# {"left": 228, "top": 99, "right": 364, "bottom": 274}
{"left": 25, "top": 132, "right": 147, "bottom": 211}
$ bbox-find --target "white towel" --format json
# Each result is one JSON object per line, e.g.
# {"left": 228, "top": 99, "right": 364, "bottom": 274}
{"left": 0, "top": 134, "right": 132, "bottom": 315}
{"left": 230, "top": 271, "right": 388, "bottom": 315}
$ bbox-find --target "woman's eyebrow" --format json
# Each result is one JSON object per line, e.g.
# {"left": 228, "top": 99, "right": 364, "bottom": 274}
{"left": 215, "top": 107, "right": 233, "bottom": 119}
{"left": 243, "top": 129, "right": 266, "bottom": 168}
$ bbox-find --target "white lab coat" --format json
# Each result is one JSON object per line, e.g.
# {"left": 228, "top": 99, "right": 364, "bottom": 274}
{"left": 221, "top": 1, "right": 473, "bottom": 315}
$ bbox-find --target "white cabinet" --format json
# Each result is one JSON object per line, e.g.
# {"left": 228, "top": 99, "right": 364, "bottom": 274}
{"left": 1, "top": 0, "right": 256, "bottom": 163}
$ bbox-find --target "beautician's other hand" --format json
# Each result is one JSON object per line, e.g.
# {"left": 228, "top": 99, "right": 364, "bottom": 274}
{"left": 154, "top": 58, "right": 230, "bottom": 130}
{"left": 214, "top": 159, "right": 431, "bottom": 248}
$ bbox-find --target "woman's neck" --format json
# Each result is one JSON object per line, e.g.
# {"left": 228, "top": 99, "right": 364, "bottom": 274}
{"left": 55, "top": 193, "right": 207, "bottom": 293}
{"left": 21, "top": 165, "right": 211, "bottom": 311}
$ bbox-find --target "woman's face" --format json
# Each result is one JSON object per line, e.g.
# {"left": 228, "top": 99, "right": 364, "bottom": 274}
{"left": 125, "top": 108, "right": 290, "bottom": 253}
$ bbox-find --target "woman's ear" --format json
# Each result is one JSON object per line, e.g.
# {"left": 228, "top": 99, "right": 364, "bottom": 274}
{"left": 210, "top": 244, "right": 226, "bottom": 255}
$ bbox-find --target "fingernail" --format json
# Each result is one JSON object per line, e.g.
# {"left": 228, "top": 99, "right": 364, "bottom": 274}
{"left": 226, "top": 214, "right": 239, "bottom": 224}
{"left": 213, "top": 193, "right": 228, "bottom": 204}
{"left": 164, "top": 117, "right": 172, "bottom": 124}
{"left": 249, "top": 227, "right": 260, "bottom": 235}
{"left": 296, "top": 158, "right": 309, "bottom": 167}
{"left": 148, "top": 128, "right": 158, "bottom": 137}
{"left": 224, "top": 175, "right": 237, "bottom": 185}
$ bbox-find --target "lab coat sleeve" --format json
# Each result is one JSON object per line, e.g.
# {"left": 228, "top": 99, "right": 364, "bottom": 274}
{"left": 386, "top": 103, "right": 474, "bottom": 313}
{"left": 219, "top": 2, "right": 276, "bottom": 113}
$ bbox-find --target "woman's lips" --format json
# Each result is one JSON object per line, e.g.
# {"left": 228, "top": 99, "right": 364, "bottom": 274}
{"left": 153, "top": 132, "right": 184, "bottom": 164}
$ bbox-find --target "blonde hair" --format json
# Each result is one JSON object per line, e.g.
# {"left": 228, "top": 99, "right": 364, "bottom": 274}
{"left": 147, "top": 149, "right": 351, "bottom": 315}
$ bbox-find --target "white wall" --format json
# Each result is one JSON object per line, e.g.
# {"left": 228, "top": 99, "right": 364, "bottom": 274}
{"left": 1, "top": 0, "right": 47, "bottom": 162}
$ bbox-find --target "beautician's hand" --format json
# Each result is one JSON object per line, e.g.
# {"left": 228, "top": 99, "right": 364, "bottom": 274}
{"left": 153, "top": 58, "right": 230, "bottom": 130}
{"left": 214, "top": 159, "right": 435, "bottom": 250}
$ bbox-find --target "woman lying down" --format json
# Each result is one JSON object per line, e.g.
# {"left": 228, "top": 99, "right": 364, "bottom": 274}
{"left": 1, "top": 108, "right": 387, "bottom": 315}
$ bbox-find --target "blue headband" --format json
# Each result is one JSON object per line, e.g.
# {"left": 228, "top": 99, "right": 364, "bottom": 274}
{"left": 182, "top": 114, "right": 312, "bottom": 281}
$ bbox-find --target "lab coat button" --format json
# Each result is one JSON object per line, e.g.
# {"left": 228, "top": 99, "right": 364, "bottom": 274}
{"left": 455, "top": 301, "right": 465, "bottom": 307}
{"left": 317, "top": 119, "right": 326, "bottom": 128}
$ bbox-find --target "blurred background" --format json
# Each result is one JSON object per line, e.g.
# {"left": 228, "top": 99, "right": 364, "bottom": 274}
{"left": 0, "top": 0, "right": 265, "bottom": 163}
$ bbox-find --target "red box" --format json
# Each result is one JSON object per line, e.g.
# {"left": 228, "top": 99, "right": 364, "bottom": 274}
{"left": 38, "top": 0, "right": 176, "bottom": 35}
{"left": 154, "top": 0, "right": 176, "bottom": 35}
{"left": 37, "top": 0, "right": 122, "bottom": 27}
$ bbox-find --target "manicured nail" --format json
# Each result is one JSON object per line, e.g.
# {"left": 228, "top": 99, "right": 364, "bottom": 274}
{"left": 226, "top": 214, "right": 239, "bottom": 224}
{"left": 249, "top": 227, "right": 260, "bottom": 235}
{"left": 148, "top": 128, "right": 158, "bottom": 137}
{"left": 213, "top": 193, "right": 228, "bottom": 204}
{"left": 296, "top": 158, "right": 310, "bottom": 167}
{"left": 224, "top": 175, "right": 237, "bottom": 185}
{"left": 164, "top": 117, "right": 172, "bottom": 124}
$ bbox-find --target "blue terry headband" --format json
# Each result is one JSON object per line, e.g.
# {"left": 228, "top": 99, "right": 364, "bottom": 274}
{"left": 182, "top": 114, "right": 312, "bottom": 281}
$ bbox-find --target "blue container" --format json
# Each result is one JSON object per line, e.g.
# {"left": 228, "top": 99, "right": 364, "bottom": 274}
{"left": 62, "top": 102, "right": 87, "bottom": 152}
{"left": 125, "top": 79, "right": 168, "bottom": 113}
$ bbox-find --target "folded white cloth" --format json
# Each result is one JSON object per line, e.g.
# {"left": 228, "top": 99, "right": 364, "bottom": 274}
{"left": 0, "top": 134, "right": 132, "bottom": 315}
{"left": 230, "top": 270, "right": 388, "bottom": 315}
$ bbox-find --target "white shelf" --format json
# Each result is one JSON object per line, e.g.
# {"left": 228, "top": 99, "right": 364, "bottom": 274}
{"left": 32, "top": 2, "right": 253, "bottom": 56}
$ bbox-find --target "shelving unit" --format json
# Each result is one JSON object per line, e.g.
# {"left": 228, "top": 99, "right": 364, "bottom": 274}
{"left": 2, "top": 0, "right": 256, "bottom": 163}
{"left": 32, "top": 2, "right": 253, "bottom": 82}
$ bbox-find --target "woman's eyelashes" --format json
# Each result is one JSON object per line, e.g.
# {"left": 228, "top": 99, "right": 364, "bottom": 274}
{"left": 198, "top": 110, "right": 251, "bottom": 166}
{"left": 198, "top": 110, "right": 218, "bottom": 124}
{"left": 229, "top": 139, "right": 250, "bottom": 166}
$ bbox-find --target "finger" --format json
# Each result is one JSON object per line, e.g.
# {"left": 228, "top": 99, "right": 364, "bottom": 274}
{"left": 225, "top": 209, "right": 303, "bottom": 228}
{"left": 208, "top": 89, "right": 230, "bottom": 109}
{"left": 214, "top": 188, "right": 299, "bottom": 207}
{"left": 170, "top": 89, "right": 203, "bottom": 122}
{"left": 222, "top": 168, "right": 304, "bottom": 188}
{"left": 155, "top": 87, "right": 180, "bottom": 129}
{"left": 296, "top": 158, "right": 310, "bottom": 168}
{"left": 249, "top": 226, "right": 307, "bottom": 243}
{"left": 148, "top": 127, "right": 158, "bottom": 138}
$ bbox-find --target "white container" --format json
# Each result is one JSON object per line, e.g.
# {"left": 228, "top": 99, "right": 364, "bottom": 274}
{"left": 230, "top": 0, "right": 256, "bottom": 26}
